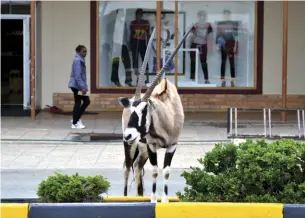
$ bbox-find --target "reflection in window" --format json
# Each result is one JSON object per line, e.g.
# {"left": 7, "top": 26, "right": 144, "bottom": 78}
{"left": 173, "top": 1, "right": 255, "bottom": 88}
{"left": 98, "top": 1, "right": 256, "bottom": 89}
{"left": 98, "top": 1, "right": 157, "bottom": 87}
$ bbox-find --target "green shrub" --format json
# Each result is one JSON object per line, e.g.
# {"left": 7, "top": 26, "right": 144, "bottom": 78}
{"left": 37, "top": 172, "right": 110, "bottom": 203}
{"left": 177, "top": 139, "right": 305, "bottom": 203}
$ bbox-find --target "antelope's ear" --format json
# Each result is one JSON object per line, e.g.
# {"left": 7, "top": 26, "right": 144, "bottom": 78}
{"left": 118, "top": 97, "right": 131, "bottom": 108}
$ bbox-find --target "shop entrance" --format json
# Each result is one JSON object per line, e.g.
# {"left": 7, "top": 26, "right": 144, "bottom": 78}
{"left": 1, "top": 15, "right": 30, "bottom": 115}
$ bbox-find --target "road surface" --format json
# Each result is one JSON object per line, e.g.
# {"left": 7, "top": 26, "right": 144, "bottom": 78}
{"left": 1, "top": 168, "right": 188, "bottom": 199}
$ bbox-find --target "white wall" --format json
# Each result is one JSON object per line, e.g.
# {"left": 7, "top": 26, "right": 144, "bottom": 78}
{"left": 287, "top": 2, "right": 305, "bottom": 95}
{"left": 40, "top": 1, "right": 90, "bottom": 107}
{"left": 39, "top": 1, "right": 305, "bottom": 107}
{"left": 263, "top": 1, "right": 305, "bottom": 95}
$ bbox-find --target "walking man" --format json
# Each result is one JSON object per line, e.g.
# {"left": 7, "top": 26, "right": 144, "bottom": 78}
{"left": 68, "top": 45, "right": 90, "bottom": 129}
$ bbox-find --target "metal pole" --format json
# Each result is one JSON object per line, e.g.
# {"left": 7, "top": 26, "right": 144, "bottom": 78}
{"left": 297, "top": 110, "right": 301, "bottom": 138}
{"left": 302, "top": 110, "right": 305, "bottom": 138}
{"left": 263, "top": 108, "right": 267, "bottom": 137}
{"left": 281, "top": 0, "right": 288, "bottom": 121}
{"left": 30, "top": 0, "right": 36, "bottom": 120}
{"left": 230, "top": 108, "right": 233, "bottom": 135}
{"left": 156, "top": 1, "right": 162, "bottom": 72}
{"left": 268, "top": 109, "right": 272, "bottom": 137}
{"left": 226, "top": 108, "right": 230, "bottom": 135}
{"left": 174, "top": 0, "right": 178, "bottom": 88}
{"left": 234, "top": 108, "right": 238, "bottom": 137}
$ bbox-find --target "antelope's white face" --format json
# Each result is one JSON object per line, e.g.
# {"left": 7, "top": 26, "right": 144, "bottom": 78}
{"left": 118, "top": 97, "right": 151, "bottom": 144}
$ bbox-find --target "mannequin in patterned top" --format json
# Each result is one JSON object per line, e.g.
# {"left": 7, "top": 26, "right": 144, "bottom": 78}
{"left": 216, "top": 9, "right": 238, "bottom": 87}
{"left": 130, "top": 8, "right": 150, "bottom": 85}
{"left": 189, "top": 10, "right": 213, "bottom": 84}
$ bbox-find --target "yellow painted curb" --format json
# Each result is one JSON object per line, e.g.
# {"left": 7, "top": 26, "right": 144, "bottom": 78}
{"left": 1, "top": 203, "right": 29, "bottom": 218}
{"left": 155, "top": 203, "right": 283, "bottom": 218}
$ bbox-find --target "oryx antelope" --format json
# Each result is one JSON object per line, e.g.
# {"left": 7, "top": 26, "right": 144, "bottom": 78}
{"left": 120, "top": 29, "right": 156, "bottom": 198}
{"left": 119, "top": 25, "right": 194, "bottom": 203}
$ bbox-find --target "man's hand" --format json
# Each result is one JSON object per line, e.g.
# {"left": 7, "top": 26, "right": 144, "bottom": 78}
{"left": 81, "top": 90, "right": 87, "bottom": 95}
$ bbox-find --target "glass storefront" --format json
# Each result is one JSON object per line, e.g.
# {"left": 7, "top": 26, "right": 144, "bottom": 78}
{"left": 97, "top": 1, "right": 257, "bottom": 89}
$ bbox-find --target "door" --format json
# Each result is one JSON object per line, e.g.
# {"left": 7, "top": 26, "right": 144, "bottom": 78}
{"left": 1, "top": 15, "right": 30, "bottom": 109}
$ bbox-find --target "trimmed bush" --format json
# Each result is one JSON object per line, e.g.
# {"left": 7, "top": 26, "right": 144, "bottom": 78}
{"left": 37, "top": 172, "right": 110, "bottom": 203}
{"left": 177, "top": 139, "right": 305, "bottom": 203}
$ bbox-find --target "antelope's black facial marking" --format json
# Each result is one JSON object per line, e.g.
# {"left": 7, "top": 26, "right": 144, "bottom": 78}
{"left": 128, "top": 103, "right": 148, "bottom": 138}
{"left": 124, "top": 101, "right": 150, "bottom": 143}
{"left": 132, "top": 99, "right": 142, "bottom": 107}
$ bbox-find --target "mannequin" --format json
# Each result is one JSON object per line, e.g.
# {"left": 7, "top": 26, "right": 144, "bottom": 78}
{"left": 216, "top": 9, "right": 238, "bottom": 87}
{"left": 189, "top": 10, "right": 212, "bottom": 84}
{"left": 130, "top": 8, "right": 150, "bottom": 84}
{"left": 111, "top": 9, "right": 133, "bottom": 87}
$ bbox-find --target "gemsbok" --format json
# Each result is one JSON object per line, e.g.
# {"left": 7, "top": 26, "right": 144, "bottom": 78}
{"left": 119, "top": 24, "right": 194, "bottom": 203}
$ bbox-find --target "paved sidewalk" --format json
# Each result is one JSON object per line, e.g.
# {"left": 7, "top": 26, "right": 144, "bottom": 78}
{"left": 1, "top": 111, "right": 230, "bottom": 141}
{"left": 1, "top": 111, "right": 300, "bottom": 142}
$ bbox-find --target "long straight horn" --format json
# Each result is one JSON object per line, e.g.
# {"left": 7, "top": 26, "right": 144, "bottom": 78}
{"left": 134, "top": 28, "right": 156, "bottom": 100}
{"left": 142, "top": 23, "right": 195, "bottom": 102}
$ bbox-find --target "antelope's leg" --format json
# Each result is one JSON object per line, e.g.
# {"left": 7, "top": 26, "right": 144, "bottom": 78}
{"left": 133, "top": 140, "right": 149, "bottom": 196}
{"left": 162, "top": 144, "right": 177, "bottom": 203}
{"left": 147, "top": 143, "right": 158, "bottom": 203}
{"left": 123, "top": 141, "right": 137, "bottom": 196}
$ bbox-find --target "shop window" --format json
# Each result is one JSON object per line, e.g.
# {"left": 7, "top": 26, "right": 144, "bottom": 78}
{"left": 92, "top": 1, "right": 263, "bottom": 93}
{"left": 98, "top": 1, "right": 159, "bottom": 88}
{"left": 173, "top": 1, "right": 257, "bottom": 88}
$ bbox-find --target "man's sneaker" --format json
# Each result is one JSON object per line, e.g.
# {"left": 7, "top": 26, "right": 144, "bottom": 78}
{"left": 71, "top": 123, "right": 85, "bottom": 129}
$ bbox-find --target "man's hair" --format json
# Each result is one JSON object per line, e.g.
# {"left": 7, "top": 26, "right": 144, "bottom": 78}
{"left": 75, "top": 45, "right": 86, "bottom": 53}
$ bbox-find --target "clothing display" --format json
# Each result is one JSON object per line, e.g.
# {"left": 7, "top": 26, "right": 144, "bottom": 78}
{"left": 189, "top": 22, "right": 213, "bottom": 81}
{"left": 111, "top": 45, "right": 132, "bottom": 86}
{"left": 220, "top": 48, "right": 235, "bottom": 79}
{"left": 153, "top": 55, "right": 175, "bottom": 72}
{"left": 190, "top": 43, "right": 208, "bottom": 80}
{"left": 130, "top": 19, "right": 150, "bottom": 83}
{"left": 111, "top": 21, "right": 133, "bottom": 87}
{"left": 216, "top": 20, "right": 238, "bottom": 80}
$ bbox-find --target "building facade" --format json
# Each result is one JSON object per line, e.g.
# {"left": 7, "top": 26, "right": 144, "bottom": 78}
{"left": 31, "top": 1, "right": 305, "bottom": 111}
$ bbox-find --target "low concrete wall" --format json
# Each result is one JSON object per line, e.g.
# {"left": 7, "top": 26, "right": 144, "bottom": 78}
{"left": 28, "top": 203, "right": 155, "bottom": 218}
{"left": 283, "top": 204, "right": 305, "bottom": 218}
{"left": 1, "top": 201, "right": 305, "bottom": 218}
